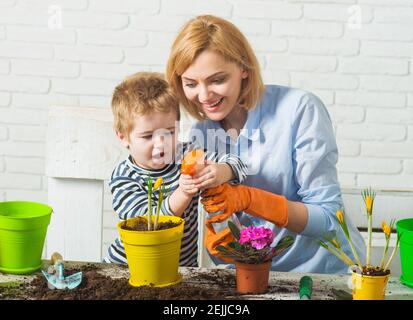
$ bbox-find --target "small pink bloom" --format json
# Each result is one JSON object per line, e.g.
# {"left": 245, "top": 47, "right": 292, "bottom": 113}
{"left": 239, "top": 233, "right": 250, "bottom": 245}
{"left": 239, "top": 226, "right": 274, "bottom": 249}
{"left": 251, "top": 239, "right": 268, "bottom": 250}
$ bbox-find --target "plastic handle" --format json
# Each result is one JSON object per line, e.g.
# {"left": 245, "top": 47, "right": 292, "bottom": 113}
{"left": 56, "top": 263, "right": 65, "bottom": 281}
{"left": 51, "top": 252, "right": 63, "bottom": 264}
{"left": 299, "top": 276, "right": 313, "bottom": 300}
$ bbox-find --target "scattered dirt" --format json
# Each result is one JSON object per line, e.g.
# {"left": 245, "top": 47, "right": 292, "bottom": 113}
{"left": 121, "top": 216, "right": 181, "bottom": 231}
{"left": 267, "top": 280, "right": 296, "bottom": 294}
{"left": 0, "top": 265, "right": 297, "bottom": 300}
{"left": 29, "top": 267, "right": 240, "bottom": 300}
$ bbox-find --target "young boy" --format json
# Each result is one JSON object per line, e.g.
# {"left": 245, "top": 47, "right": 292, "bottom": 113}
{"left": 104, "top": 72, "right": 247, "bottom": 267}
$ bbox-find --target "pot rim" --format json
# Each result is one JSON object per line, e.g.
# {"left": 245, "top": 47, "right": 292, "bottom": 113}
{"left": 117, "top": 216, "right": 184, "bottom": 234}
{"left": 351, "top": 269, "right": 391, "bottom": 279}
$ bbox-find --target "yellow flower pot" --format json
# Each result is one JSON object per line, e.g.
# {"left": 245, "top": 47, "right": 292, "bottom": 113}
{"left": 351, "top": 271, "right": 390, "bottom": 300}
{"left": 118, "top": 215, "right": 185, "bottom": 287}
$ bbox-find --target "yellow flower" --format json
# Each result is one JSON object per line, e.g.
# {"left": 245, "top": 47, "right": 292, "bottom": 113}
{"left": 365, "top": 196, "right": 373, "bottom": 215}
{"left": 332, "top": 239, "right": 341, "bottom": 249}
{"left": 336, "top": 210, "right": 344, "bottom": 225}
{"left": 382, "top": 221, "right": 391, "bottom": 237}
{"left": 153, "top": 177, "right": 163, "bottom": 190}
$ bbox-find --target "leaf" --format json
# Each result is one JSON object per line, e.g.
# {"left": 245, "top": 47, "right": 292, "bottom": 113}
{"left": 146, "top": 176, "right": 153, "bottom": 193}
{"left": 216, "top": 245, "right": 231, "bottom": 253}
{"left": 162, "top": 184, "right": 170, "bottom": 197}
{"left": 273, "top": 235, "right": 294, "bottom": 255}
{"left": 228, "top": 220, "right": 240, "bottom": 241}
{"left": 228, "top": 241, "right": 243, "bottom": 251}
{"left": 318, "top": 240, "right": 329, "bottom": 250}
{"left": 215, "top": 246, "right": 246, "bottom": 260}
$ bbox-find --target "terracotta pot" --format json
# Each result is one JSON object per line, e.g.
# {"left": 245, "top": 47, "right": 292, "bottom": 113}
{"left": 235, "top": 260, "right": 271, "bottom": 294}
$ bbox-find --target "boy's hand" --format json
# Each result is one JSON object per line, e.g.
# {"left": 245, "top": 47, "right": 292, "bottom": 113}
{"left": 178, "top": 174, "right": 199, "bottom": 197}
{"left": 193, "top": 161, "right": 234, "bottom": 190}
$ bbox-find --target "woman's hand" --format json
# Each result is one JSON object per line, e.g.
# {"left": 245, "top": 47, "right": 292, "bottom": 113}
{"left": 192, "top": 161, "right": 234, "bottom": 190}
{"left": 201, "top": 183, "right": 250, "bottom": 223}
{"left": 202, "top": 183, "right": 290, "bottom": 229}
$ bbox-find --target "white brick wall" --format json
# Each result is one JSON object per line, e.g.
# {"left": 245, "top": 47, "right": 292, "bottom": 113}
{"left": 1, "top": 0, "right": 413, "bottom": 258}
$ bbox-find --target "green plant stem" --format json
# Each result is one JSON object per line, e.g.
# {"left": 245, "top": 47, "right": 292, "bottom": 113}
{"left": 366, "top": 213, "right": 372, "bottom": 267}
{"left": 339, "top": 217, "right": 364, "bottom": 269}
{"left": 153, "top": 192, "right": 163, "bottom": 231}
{"left": 379, "top": 238, "right": 390, "bottom": 269}
{"left": 326, "top": 245, "right": 356, "bottom": 267}
{"left": 153, "top": 208, "right": 160, "bottom": 231}
{"left": 336, "top": 248, "right": 357, "bottom": 267}
{"left": 343, "top": 232, "right": 364, "bottom": 269}
{"left": 147, "top": 197, "right": 152, "bottom": 231}
{"left": 384, "top": 237, "right": 400, "bottom": 271}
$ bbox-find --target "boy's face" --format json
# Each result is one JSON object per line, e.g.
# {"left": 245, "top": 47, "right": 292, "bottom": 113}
{"left": 117, "top": 110, "right": 179, "bottom": 170}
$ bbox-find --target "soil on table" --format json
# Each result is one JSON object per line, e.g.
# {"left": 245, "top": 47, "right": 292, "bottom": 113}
{"left": 0, "top": 265, "right": 298, "bottom": 300}
{"left": 121, "top": 217, "right": 181, "bottom": 231}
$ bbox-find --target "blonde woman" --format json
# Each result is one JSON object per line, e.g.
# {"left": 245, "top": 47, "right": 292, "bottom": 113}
{"left": 166, "top": 15, "right": 365, "bottom": 273}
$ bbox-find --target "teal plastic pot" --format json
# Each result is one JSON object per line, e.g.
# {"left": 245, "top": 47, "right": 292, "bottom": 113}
{"left": 0, "top": 201, "right": 52, "bottom": 274}
{"left": 396, "top": 218, "right": 413, "bottom": 288}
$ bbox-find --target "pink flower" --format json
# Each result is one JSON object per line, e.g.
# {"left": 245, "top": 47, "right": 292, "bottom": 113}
{"left": 239, "top": 226, "right": 253, "bottom": 245}
{"left": 251, "top": 239, "right": 268, "bottom": 250}
{"left": 239, "top": 226, "right": 274, "bottom": 250}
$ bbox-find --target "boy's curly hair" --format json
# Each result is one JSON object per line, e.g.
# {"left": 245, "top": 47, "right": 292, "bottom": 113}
{"left": 111, "top": 72, "right": 180, "bottom": 136}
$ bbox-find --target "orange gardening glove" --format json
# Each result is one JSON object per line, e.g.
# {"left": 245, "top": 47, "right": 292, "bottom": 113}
{"left": 201, "top": 182, "right": 289, "bottom": 228}
{"left": 204, "top": 225, "right": 235, "bottom": 263}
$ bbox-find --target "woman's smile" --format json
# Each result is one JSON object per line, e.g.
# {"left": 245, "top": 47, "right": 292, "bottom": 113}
{"left": 202, "top": 97, "right": 224, "bottom": 113}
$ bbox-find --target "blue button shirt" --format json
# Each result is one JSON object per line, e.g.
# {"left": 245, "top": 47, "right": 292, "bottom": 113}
{"left": 192, "top": 84, "right": 366, "bottom": 274}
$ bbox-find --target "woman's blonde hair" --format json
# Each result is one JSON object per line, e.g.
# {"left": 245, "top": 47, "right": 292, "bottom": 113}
{"left": 111, "top": 72, "right": 179, "bottom": 136}
{"left": 166, "top": 15, "right": 265, "bottom": 121}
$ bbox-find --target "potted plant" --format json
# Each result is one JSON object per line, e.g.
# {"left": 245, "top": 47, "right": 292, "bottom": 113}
{"left": 216, "top": 221, "right": 294, "bottom": 294}
{"left": 118, "top": 177, "right": 185, "bottom": 288}
{"left": 318, "top": 188, "right": 400, "bottom": 300}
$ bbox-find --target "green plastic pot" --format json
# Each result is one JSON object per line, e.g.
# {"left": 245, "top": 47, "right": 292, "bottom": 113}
{"left": 396, "top": 218, "right": 413, "bottom": 289}
{"left": 0, "top": 201, "right": 52, "bottom": 274}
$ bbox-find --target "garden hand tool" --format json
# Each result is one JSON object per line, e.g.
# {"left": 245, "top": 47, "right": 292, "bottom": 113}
{"left": 202, "top": 182, "right": 288, "bottom": 228}
{"left": 299, "top": 276, "right": 313, "bottom": 300}
{"left": 41, "top": 252, "right": 82, "bottom": 290}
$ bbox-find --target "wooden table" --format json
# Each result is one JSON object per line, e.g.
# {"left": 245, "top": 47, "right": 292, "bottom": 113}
{"left": 0, "top": 261, "right": 412, "bottom": 300}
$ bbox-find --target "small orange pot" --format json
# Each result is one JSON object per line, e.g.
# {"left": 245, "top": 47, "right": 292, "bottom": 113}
{"left": 235, "top": 260, "right": 271, "bottom": 294}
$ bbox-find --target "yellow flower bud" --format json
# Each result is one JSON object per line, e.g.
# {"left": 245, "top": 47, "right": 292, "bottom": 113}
{"left": 332, "top": 239, "right": 341, "bottom": 249}
{"left": 382, "top": 221, "right": 391, "bottom": 237}
{"left": 365, "top": 196, "right": 373, "bottom": 215}
{"left": 336, "top": 210, "right": 344, "bottom": 225}
{"left": 153, "top": 177, "right": 163, "bottom": 190}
